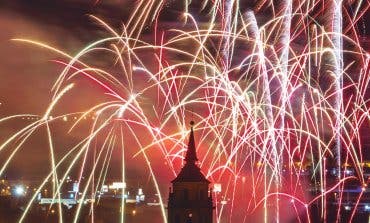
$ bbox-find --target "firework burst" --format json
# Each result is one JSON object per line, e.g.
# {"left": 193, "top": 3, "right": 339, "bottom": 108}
{"left": 1, "top": 0, "right": 369, "bottom": 222}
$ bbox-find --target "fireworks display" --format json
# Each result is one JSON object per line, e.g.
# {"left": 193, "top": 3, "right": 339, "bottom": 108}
{"left": 0, "top": 0, "right": 369, "bottom": 222}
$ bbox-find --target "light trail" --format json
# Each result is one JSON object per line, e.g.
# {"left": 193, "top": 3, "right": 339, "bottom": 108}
{"left": 1, "top": 1, "right": 369, "bottom": 222}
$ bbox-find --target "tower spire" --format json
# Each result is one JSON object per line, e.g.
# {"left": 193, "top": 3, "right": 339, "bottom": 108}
{"left": 184, "top": 121, "right": 198, "bottom": 163}
{"left": 168, "top": 121, "right": 213, "bottom": 223}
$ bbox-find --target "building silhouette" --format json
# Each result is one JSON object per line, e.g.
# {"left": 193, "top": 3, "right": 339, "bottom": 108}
{"left": 167, "top": 121, "right": 213, "bottom": 223}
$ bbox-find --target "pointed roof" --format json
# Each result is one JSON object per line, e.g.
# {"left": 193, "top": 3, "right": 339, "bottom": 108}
{"left": 172, "top": 121, "right": 210, "bottom": 183}
{"left": 184, "top": 121, "right": 198, "bottom": 163}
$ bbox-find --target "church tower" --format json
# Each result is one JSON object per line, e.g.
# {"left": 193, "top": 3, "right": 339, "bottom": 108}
{"left": 168, "top": 121, "right": 213, "bottom": 223}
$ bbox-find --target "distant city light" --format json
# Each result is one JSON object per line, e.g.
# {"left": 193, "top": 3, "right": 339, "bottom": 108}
{"left": 14, "top": 185, "right": 25, "bottom": 196}
{"left": 73, "top": 182, "right": 79, "bottom": 192}
{"left": 214, "top": 183, "right": 222, "bottom": 193}
{"left": 138, "top": 188, "right": 143, "bottom": 195}
{"left": 101, "top": 185, "right": 108, "bottom": 193}
{"left": 110, "top": 182, "right": 126, "bottom": 189}
{"left": 136, "top": 188, "right": 145, "bottom": 202}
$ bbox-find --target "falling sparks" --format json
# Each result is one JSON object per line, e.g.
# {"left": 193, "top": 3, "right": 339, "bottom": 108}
{"left": 1, "top": 1, "right": 369, "bottom": 222}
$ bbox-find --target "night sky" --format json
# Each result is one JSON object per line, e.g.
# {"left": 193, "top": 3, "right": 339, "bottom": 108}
{"left": 0, "top": 1, "right": 369, "bottom": 222}
{"left": 1, "top": 0, "right": 369, "bottom": 175}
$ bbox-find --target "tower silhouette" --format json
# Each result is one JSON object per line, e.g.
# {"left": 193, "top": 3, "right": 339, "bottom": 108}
{"left": 167, "top": 121, "right": 213, "bottom": 223}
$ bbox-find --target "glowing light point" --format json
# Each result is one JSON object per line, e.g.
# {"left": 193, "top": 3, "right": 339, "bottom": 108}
{"left": 130, "top": 94, "right": 137, "bottom": 101}
{"left": 14, "top": 185, "right": 25, "bottom": 196}
{"left": 214, "top": 183, "right": 222, "bottom": 193}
